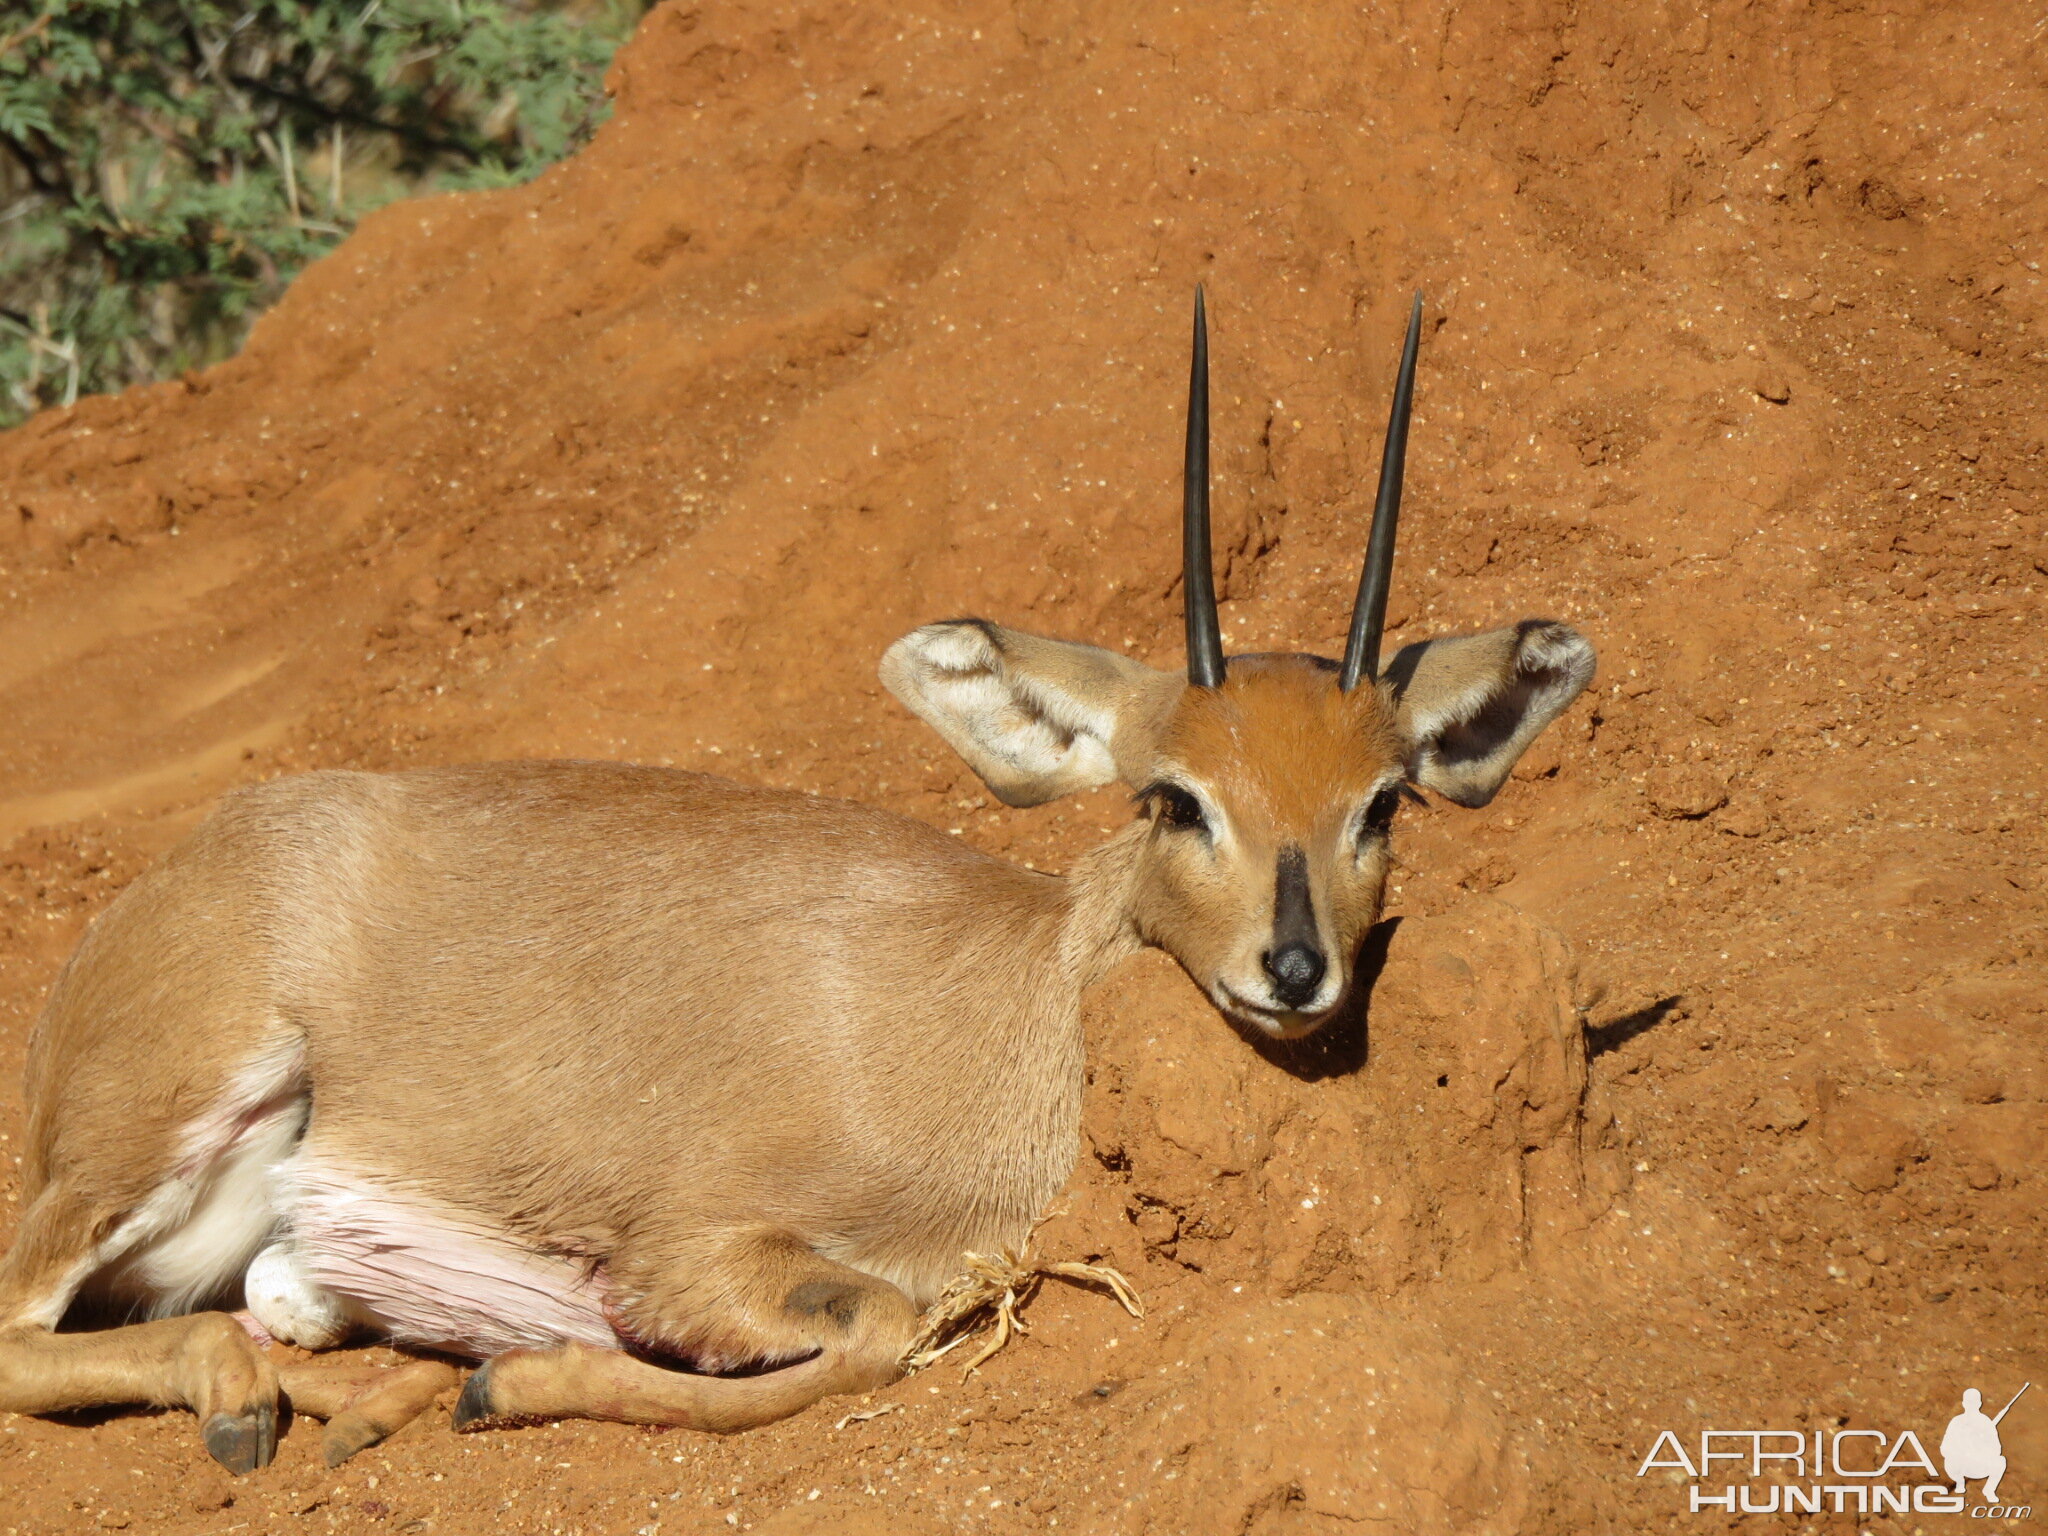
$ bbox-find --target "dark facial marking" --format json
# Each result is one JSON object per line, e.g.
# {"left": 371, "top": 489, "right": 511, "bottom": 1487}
{"left": 1359, "top": 785, "right": 1402, "bottom": 842}
{"left": 1263, "top": 845, "right": 1326, "bottom": 1009}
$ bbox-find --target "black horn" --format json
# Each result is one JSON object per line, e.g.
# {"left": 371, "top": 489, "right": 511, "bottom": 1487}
{"left": 1339, "top": 291, "right": 1424, "bottom": 691}
{"left": 1183, "top": 287, "right": 1226, "bottom": 689}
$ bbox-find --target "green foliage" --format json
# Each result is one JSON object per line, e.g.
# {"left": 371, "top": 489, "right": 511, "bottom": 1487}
{"left": 0, "top": 0, "right": 643, "bottom": 425}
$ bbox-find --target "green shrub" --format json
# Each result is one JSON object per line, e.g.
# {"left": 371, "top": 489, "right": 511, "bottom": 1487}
{"left": 0, "top": 0, "right": 643, "bottom": 426}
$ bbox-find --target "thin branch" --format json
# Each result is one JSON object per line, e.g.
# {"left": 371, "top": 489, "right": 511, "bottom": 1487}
{"left": 280, "top": 122, "right": 300, "bottom": 222}
{"left": 0, "top": 12, "right": 52, "bottom": 62}
{"left": 225, "top": 69, "right": 495, "bottom": 160}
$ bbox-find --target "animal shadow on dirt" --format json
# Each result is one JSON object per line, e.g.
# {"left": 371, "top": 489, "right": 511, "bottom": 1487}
{"left": 1585, "top": 994, "right": 1684, "bottom": 1057}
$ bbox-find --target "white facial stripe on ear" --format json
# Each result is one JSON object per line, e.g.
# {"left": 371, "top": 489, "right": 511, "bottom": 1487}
{"left": 1393, "top": 622, "right": 1596, "bottom": 808}
{"left": 1401, "top": 670, "right": 1505, "bottom": 745}
{"left": 880, "top": 621, "right": 1141, "bottom": 805}
{"left": 1009, "top": 671, "right": 1121, "bottom": 764}
{"left": 1511, "top": 664, "right": 1587, "bottom": 727}
{"left": 1340, "top": 769, "right": 1407, "bottom": 843}
{"left": 1519, "top": 622, "right": 1596, "bottom": 677}
{"left": 911, "top": 624, "right": 991, "bottom": 670}
{"left": 914, "top": 649, "right": 1116, "bottom": 782}
{"left": 1402, "top": 628, "right": 1593, "bottom": 746}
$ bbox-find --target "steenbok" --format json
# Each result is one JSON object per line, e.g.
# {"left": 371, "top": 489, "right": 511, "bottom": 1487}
{"left": 0, "top": 292, "right": 1593, "bottom": 1469}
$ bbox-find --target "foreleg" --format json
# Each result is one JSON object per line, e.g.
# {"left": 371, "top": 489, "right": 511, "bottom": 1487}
{"left": 0, "top": 1181, "right": 277, "bottom": 1473}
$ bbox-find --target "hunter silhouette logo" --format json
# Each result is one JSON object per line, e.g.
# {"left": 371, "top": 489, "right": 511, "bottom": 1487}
{"left": 1944, "top": 1384, "right": 2028, "bottom": 1505}
{"left": 1636, "top": 1380, "right": 2032, "bottom": 1519}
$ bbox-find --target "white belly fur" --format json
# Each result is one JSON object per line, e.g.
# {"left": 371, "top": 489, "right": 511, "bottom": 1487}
{"left": 65, "top": 1040, "right": 621, "bottom": 1360}
{"left": 88, "top": 1039, "right": 308, "bottom": 1321}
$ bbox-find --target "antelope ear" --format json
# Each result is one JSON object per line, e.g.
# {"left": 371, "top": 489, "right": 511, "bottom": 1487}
{"left": 1384, "top": 620, "right": 1596, "bottom": 808}
{"left": 882, "top": 620, "right": 1179, "bottom": 807}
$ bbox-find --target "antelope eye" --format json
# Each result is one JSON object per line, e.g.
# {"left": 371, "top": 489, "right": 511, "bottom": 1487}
{"left": 1150, "top": 783, "right": 1209, "bottom": 832}
{"left": 1358, "top": 786, "right": 1402, "bottom": 840}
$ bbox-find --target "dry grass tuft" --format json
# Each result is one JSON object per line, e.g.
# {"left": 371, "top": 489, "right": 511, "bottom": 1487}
{"left": 901, "top": 1248, "right": 1144, "bottom": 1378}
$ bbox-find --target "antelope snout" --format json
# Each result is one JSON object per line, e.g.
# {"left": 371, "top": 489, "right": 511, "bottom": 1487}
{"left": 1215, "top": 955, "right": 1345, "bottom": 1039}
{"left": 1262, "top": 942, "right": 1326, "bottom": 1010}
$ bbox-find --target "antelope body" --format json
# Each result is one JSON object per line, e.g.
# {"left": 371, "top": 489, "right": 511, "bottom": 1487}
{"left": 0, "top": 295, "right": 1594, "bottom": 1471}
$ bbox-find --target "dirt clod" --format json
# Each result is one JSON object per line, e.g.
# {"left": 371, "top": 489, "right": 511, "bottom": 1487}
{"left": 1644, "top": 763, "right": 1728, "bottom": 820}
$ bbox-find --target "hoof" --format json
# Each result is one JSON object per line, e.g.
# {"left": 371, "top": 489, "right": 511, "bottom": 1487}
{"left": 202, "top": 1405, "right": 276, "bottom": 1474}
{"left": 450, "top": 1363, "right": 496, "bottom": 1433}
{"left": 322, "top": 1410, "right": 386, "bottom": 1468}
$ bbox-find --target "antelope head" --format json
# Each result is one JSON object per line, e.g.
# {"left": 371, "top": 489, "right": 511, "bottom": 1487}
{"left": 884, "top": 292, "right": 1595, "bottom": 1039}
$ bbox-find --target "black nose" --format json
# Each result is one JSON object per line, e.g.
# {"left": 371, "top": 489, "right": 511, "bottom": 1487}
{"left": 1262, "top": 942, "right": 1326, "bottom": 1010}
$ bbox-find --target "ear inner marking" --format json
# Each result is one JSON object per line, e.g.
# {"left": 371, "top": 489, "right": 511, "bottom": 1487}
{"left": 879, "top": 621, "right": 1128, "bottom": 805}
{"left": 1384, "top": 621, "right": 1597, "bottom": 809}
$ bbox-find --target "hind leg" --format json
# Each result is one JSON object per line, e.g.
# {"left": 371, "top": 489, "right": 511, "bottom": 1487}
{"left": 278, "top": 1357, "right": 459, "bottom": 1467}
{"left": 453, "top": 1227, "right": 916, "bottom": 1433}
{"left": 0, "top": 1183, "right": 279, "bottom": 1472}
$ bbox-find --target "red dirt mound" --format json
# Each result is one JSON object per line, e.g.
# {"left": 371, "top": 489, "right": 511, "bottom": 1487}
{"left": 2, "top": 2, "right": 2042, "bottom": 1532}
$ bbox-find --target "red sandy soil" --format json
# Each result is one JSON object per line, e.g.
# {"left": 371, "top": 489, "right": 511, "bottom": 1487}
{"left": 1, "top": 3, "right": 2043, "bottom": 1532}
